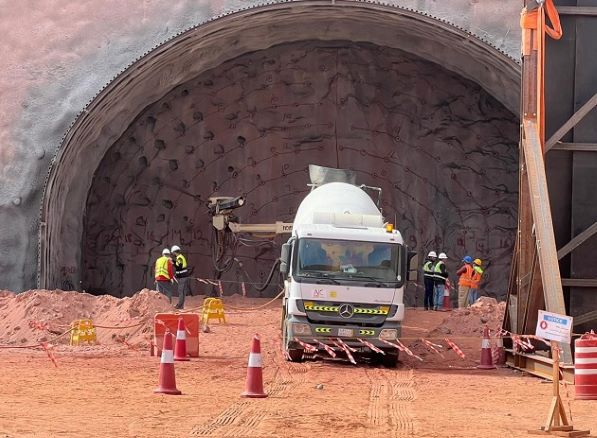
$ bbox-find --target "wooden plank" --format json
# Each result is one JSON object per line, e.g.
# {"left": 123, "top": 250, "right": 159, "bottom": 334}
{"left": 561, "top": 278, "right": 597, "bottom": 288}
{"left": 557, "top": 221, "right": 597, "bottom": 259}
{"left": 551, "top": 142, "right": 597, "bottom": 152}
{"left": 522, "top": 120, "right": 571, "bottom": 363}
{"left": 574, "top": 309, "right": 597, "bottom": 326}
{"left": 545, "top": 93, "right": 597, "bottom": 151}
{"left": 557, "top": 6, "right": 597, "bottom": 16}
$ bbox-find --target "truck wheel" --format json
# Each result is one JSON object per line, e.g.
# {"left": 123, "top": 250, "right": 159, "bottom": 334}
{"left": 282, "top": 319, "right": 304, "bottom": 362}
{"left": 287, "top": 348, "right": 304, "bottom": 362}
{"left": 382, "top": 352, "right": 399, "bottom": 368}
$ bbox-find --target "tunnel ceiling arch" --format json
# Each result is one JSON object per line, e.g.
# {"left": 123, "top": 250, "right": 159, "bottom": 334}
{"left": 40, "top": 1, "right": 521, "bottom": 296}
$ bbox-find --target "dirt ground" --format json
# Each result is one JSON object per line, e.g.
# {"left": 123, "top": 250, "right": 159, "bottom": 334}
{"left": 0, "top": 295, "right": 595, "bottom": 438}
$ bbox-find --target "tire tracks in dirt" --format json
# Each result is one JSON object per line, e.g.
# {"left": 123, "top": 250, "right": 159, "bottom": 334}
{"left": 365, "top": 367, "right": 416, "bottom": 437}
{"left": 190, "top": 354, "right": 310, "bottom": 437}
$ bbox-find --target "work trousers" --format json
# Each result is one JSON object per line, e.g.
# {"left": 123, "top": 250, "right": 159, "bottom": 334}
{"left": 458, "top": 285, "right": 470, "bottom": 308}
{"left": 433, "top": 283, "right": 445, "bottom": 310}
{"left": 176, "top": 277, "right": 191, "bottom": 309}
{"left": 156, "top": 280, "right": 175, "bottom": 303}
{"left": 468, "top": 288, "right": 479, "bottom": 306}
{"left": 424, "top": 276, "right": 435, "bottom": 310}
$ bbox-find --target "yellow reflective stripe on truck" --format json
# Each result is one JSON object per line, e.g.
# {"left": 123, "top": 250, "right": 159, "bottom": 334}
{"left": 359, "top": 329, "right": 376, "bottom": 336}
{"left": 314, "top": 327, "right": 331, "bottom": 333}
{"left": 305, "top": 304, "right": 390, "bottom": 315}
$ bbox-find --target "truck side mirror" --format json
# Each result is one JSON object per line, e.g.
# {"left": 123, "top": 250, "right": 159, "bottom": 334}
{"left": 280, "top": 243, "right": 291, "bottom": 275}
{"left": 407, "top": 250, "right": 418, "bottom": 282}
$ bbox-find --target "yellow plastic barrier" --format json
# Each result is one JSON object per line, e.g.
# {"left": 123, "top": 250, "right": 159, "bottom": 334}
{"left": 201, "top": 298, "right": 226, "bottom": 326}
{"left": 70, "top": 319, "right": 97, "bottom": 346}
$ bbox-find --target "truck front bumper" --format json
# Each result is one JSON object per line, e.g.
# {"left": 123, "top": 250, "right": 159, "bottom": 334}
{"left": 286, "top": 314, "right": 402, "bottom": 349}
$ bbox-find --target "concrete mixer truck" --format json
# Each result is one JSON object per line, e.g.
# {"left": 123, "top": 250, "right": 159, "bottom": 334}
{"left": 278, "top": 166, "right": 410, "bottom": 367}
{"left": 209, "top": 165, "right": 412, "bottom": 367}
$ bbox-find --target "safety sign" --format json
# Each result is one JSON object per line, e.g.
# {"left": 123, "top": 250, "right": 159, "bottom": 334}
{"left": 535, "top": 310, "right": 573, "bottom": 344}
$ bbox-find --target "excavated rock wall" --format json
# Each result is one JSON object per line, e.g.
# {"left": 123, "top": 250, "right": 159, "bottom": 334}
{"left": 83, "top": 41, "right": 518, "bottom": 299}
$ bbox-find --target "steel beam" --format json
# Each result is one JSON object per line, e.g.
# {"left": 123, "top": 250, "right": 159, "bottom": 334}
{"left": 561, "top": 278, "right": 597, "bottom": 288}
{"left": 550, "top": 142, "right": 597, "bottom": 152}
{"left": 574, "top": 309, "right": 597, "bottom": 326}
{"left": 557, "top": 221, "right": 597, "bottom": 259}
{"left": 557, "top": 6, "right": 597, "bottom": 16}
{"left": 545, "top": 92, "right": 597, "bottom": 151}
{"left": 506, "top": 350, "right": 575, "bottom": 383}
{"left": 522, "top": 120, "right": 572, "bottom": 362}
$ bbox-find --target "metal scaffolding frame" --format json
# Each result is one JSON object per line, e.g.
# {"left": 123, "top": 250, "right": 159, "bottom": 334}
{"left": 505, "top": 0, "right": 597, "bottom": 376}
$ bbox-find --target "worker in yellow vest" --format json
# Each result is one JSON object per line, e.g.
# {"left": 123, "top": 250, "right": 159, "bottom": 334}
{"left": 171, "top": 245, "right": 191, "bottom": 309}
{"left": 468, "top": 258, "right": 485, "bottom": 305}
{"left": 154, "top": 248, "right": 175, "bottom": 303}
{"left": 456, "top": 255, "right": 474, "bottom": 308}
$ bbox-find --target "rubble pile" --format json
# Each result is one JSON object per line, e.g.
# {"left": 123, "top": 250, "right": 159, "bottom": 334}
{"left": 0, "top": 289, "right": 173, "bottom": 346}
{"left": 430, "top": 297, "right": 506, "bottom": 338}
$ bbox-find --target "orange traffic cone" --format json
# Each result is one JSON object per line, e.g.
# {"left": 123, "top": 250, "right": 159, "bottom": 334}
{"left": 492, "top": 331, "right": 506, "bottom": 366}
{"left": 154, "top": 331, "right": 182, "bottom": 395}
{"left": 241, "top": 334, "right": 267, "bottom": 398}
{"left": 477, "top": 326, "right": 496, "bottom": 370}
{"left": 174, "top": 317, "right": 190, "bottom": 361}
{"left": 442, "top": 280, "right": 452, "bottom": 311}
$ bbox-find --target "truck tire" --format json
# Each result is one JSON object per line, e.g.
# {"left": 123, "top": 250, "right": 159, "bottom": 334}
{"left": 382, "top": 352, "right": 399, "bottom": 368}
{"left": 282, "top": 319, "right": 304, "bottom": 362}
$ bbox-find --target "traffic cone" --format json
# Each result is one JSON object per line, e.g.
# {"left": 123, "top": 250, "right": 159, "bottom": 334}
{"left": 492, "top": 331, "right": 506, "bottom": 366}
{"left": 477, "top": 326, "right": 496, "bottom": 370}
{"left": 154, "top": 331, "right": 182, "bottom": 395}
{"left": 174, "top": 317, "right": 190, "bottom": 361}
{"left": 442, "top": 281, "right": 452, "bottom": 311}
{"left": 241, "top": 334, "right": 267, "bottom": 398}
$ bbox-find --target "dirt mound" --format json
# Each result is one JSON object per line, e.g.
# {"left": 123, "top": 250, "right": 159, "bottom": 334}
{"left": 429, "top": 297, "right": 506, "bottom": 338}
{"left": 0, "top": 288, "right": 173, "bottom": 346}
{"left": 0, "top": 290, "right": 15, "bottom": 298}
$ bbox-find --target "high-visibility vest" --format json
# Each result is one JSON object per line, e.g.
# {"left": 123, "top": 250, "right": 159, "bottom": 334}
{"left": 155, "top": 256, "right": 171, "bottom": 280}
{"left": 458, "top": 264, "right": 474, "bottom": 287}
{"left": 470, "top": 266, "right": 484, "bottom": 288}
{"left": 175, "top": 253, "right": 188, "bottom": 276}
{"left": 433, "top": 260, "right": 447, "bottom": 280}
{"left": 423, "top": 261, "right": 434, "bottom": 277}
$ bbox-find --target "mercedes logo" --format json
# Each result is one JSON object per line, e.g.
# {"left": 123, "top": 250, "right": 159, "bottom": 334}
{"left": 338, "top": 304, "right": 354, "bottom": 319}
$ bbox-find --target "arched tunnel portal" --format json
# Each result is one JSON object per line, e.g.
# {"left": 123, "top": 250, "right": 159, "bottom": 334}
{"left": 40, "top": 2, "right": 520, "bottom": 301}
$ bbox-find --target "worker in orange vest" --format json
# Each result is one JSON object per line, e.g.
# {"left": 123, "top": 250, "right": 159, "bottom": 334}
{"left": 154, "top": 248, "right": 175, "bottom": 303}
{"left": 455, "top": 255, "right": 474, "bottom": 308}
{"left": 468, "top": 258, "right": 485, "bottom": 305}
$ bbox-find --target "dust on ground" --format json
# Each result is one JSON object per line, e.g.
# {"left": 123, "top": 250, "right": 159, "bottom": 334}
{"left": 0, "top": 291, "right": 595, "bottom": 438}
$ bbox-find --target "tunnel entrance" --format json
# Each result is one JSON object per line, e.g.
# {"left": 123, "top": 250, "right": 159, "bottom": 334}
{"left": 39, "top": 2, "right": 520, "bottom": 300}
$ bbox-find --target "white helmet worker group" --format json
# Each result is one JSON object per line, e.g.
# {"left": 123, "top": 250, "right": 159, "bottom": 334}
{"left": 427, "top": 251, "right": 447, "bottom": 260}
{"left": 155, "top": 245, "right": 190, "bottom": 310}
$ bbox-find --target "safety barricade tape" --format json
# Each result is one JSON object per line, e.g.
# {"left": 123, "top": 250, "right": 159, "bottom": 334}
{"left": 445, "top": 338, "right": 466, "bottom": 359}
{"left": 357, "top": 338, "right": 384, "bottom": 354}
{"left": 333, "top": 340, "right": 356, "bottom": 365}
{"left": 313, "top": 339, "right": 337, "bottom": 358}
{"left": 421, "top": 339, "right": 444, "bottom": 357}
{"left": 293, "top": 337, "right": 317, "bottom": 353}
{"left": 396, "top": 340, "right": 423, "bottom": 362}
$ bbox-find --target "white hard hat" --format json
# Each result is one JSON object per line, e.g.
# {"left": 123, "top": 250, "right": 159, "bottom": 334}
{"left": 428, "top": 251, "right": 437, "bottom": 258}
{"left": 171, "top": 245, "right": 181, "bottom": 253}
{"left": 162, "top": 248, "right": 171, "bottom": 255}
{"left": 438, "top": 252, "right": 448, "bottom": 259}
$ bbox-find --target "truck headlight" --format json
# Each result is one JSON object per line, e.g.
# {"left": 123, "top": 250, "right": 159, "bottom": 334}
{"left": 292, "top": 323, "right": 312, "bottom": 335}
{"left": 379, "top": 329, "right": 397, "bottom": 340}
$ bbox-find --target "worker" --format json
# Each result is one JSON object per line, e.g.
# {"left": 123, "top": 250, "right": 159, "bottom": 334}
{"left": 433, "top": 252, "right": 449, "bottom": 311}
{"left": 468, "top": 258, "right": 485, "bottom": 305}
{"left": 171, "top": 245, "right": 191, "bottom": 309}
{"left": 422, "top": 251, "right": 437, "bottom": 310}
{"left": 154, "top": 248, "right": 175, "bottom": 303}
{"left": 456, "top": 255, "right": 474, "bottom": 308}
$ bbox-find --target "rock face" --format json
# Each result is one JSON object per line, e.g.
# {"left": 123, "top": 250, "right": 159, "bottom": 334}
{"left": 0, "top": 1, "right": 522, "bottom": 293}
{"left": 82, "top": 41, "right": 518, "bottom": 299}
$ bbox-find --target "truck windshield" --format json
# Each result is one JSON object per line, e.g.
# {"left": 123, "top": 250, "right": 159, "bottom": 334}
{"left": 296, "top": 238, "right": 401, "bottom": 283}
